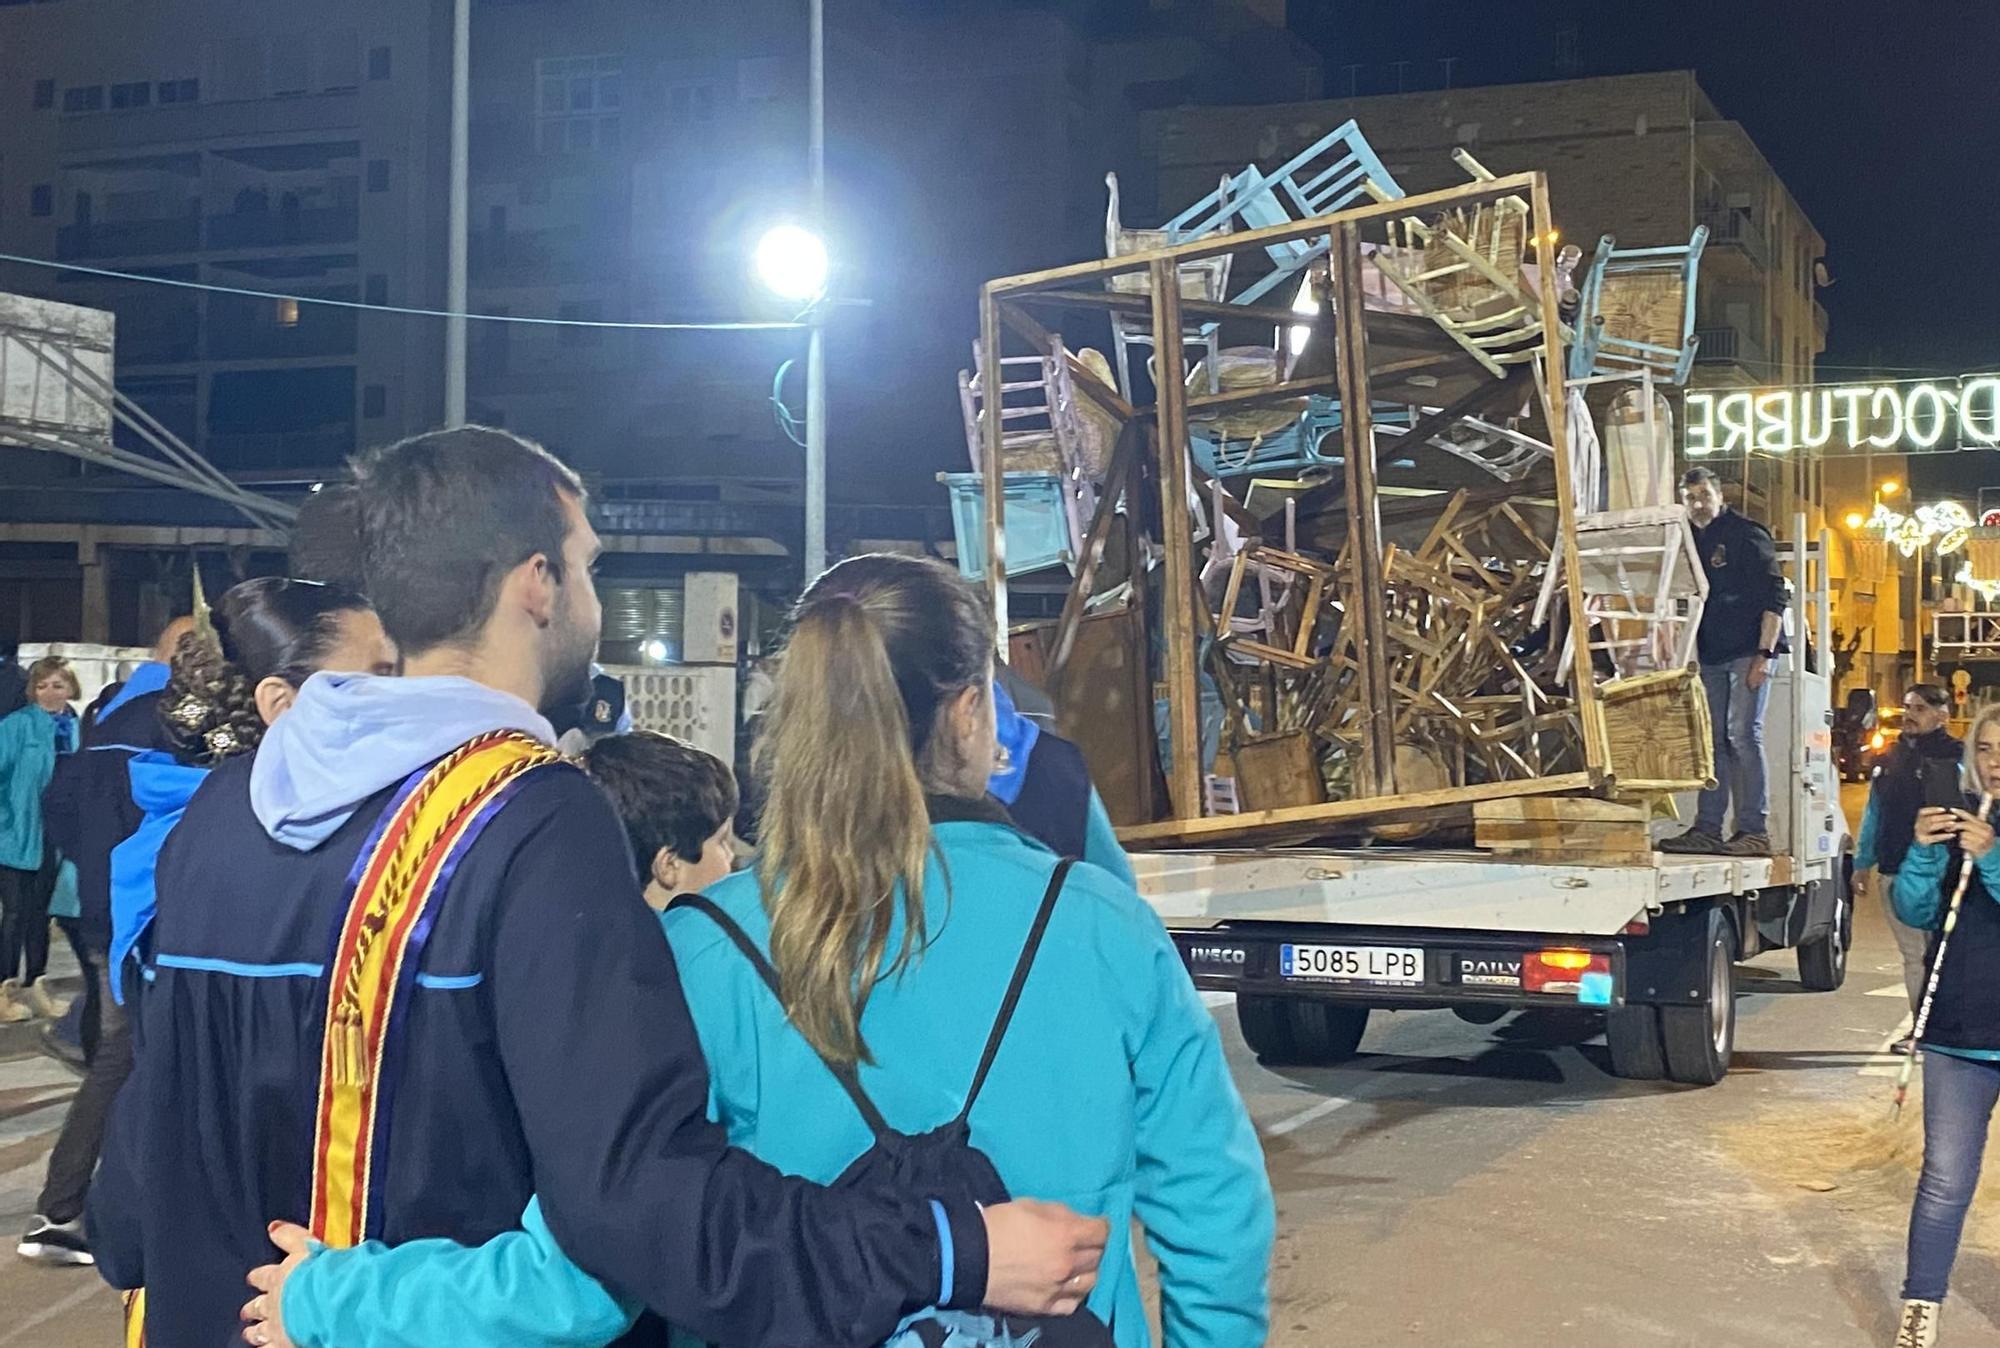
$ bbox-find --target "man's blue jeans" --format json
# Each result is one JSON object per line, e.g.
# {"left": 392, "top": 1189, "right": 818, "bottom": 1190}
{"left": 1905, "top": 1051, "right": 2000, "bottom": 1302}
{"left": 1695, "top": 655, "right": 1771, "bottom": 838}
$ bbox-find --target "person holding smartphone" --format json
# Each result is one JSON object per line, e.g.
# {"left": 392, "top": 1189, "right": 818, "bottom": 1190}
{"left": 1856, "top": 686, "right": 1962, "bottom": 1053}
{"left": 1890, "top": 705, "right": 2000, "bottom": 1346}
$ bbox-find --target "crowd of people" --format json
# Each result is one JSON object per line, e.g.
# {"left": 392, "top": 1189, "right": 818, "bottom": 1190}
{"left": 6, "top": 425, "right": 1999, "bottom": 1348}
{"left": 0, "top": 425, "right": 1272, "bottom": 1348}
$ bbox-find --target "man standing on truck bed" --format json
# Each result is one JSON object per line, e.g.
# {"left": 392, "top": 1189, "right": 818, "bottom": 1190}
{"left": 1661, "top": 466, "right": 1788, "bottom": 857}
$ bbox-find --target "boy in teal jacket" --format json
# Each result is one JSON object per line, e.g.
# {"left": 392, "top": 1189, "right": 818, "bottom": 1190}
{"left": 271, "top": 764, "right": 1267, "bottom": 1348}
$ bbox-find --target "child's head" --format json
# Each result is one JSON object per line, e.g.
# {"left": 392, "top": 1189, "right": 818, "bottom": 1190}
{"left": 582, "top": 731, "right": 740, "bottom": 910}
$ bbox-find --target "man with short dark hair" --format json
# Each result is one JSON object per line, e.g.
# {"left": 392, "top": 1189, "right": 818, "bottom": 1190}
{"left": 288, "top": 484, "right": 366, "bottom": 594}
{"left": 1661, "top": 467, "right": 1788, "bottom": 856}
{"left": 90, "top": 426, "right": 1102, "bottom": 1347}
{"left": 1857, "top": 683, "right": 1962, "bottom": 1052}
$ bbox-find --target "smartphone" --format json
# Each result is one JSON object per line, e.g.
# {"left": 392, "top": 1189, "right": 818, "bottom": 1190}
{"left": 1922, "top": 759, "right": 1969, "bottom": 811}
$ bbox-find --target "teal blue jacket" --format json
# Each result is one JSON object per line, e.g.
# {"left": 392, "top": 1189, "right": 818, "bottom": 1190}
{"left": 0, "top": 705, "right": 69, "bottom": 870}
{"left": 286, "top": 809, "right": 1272, "bottom": 1348}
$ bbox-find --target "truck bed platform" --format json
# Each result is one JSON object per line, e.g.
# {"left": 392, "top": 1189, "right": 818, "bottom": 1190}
{"left": 1133, "top": 847, "right": 1798, "bottom": 938}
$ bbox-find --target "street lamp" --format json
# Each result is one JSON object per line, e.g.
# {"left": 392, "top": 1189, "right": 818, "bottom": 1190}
{"left": 1843, "top": 510, "right": 1866, "bottom": 531}
{"left": 755, "top": 223, "right": 830, "bottom": 581}
{"left": 1879, "top": 479, "right": 1901, "bottom": 498}
{"left": 754, "top": 225, "right": 828, "bottom": 303}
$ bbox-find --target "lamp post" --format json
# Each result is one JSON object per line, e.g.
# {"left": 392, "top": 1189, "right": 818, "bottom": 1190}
{"left": 755, "top": 224, "right": 830, "bottom": 581}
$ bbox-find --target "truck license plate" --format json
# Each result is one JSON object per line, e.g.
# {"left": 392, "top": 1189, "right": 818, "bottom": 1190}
{"left": 1280, "top": 944, "right": 1423, "bottom": 985}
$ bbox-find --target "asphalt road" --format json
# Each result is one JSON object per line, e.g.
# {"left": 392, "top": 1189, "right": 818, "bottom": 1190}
{"left": 0, "top": 782, "right": 1984, "bottom": 1346}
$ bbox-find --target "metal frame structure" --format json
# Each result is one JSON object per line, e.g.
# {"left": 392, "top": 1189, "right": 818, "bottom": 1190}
{"left": 975, "top": 171, "right": 1608, "bottom": 841}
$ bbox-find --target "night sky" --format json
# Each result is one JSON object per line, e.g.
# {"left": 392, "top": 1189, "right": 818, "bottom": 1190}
{"left": 1281, "top": 0, "right": 2000, "bottom": 500}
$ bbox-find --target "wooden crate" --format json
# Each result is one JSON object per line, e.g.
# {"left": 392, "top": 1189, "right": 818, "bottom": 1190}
{"left": 1586, "top": 666, "right": 1715, "bottom": 793}
{"left": 1475, "top": 796, "right": 1653, "bottom": 864}
{"left": 1233, "top": 731, "right": 1327, "bottom": 812}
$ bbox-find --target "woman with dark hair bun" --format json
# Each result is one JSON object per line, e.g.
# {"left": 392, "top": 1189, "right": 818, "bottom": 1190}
{"left": 112, "top": 578, "right": 396, "bottom": 989}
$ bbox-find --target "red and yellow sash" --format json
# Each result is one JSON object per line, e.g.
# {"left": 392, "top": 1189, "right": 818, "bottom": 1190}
{"left": 309, "top": 730, "right": 558, "bottom": 1248}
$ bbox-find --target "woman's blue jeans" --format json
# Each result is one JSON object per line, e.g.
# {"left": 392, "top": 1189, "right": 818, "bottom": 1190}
{"left": 1906, "top": 1050, "right": 2000, "bottom": 1302}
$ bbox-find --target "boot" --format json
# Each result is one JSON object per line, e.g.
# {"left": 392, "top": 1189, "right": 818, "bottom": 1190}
{"left": 1897, "top": 1299, "right": 1941, "bottom": 1348}
{"left": 0, "top": 983, "right": 32, "bottom": 1026}
{"left": 24, "top": 982, "right": 68, "bottom": 1021}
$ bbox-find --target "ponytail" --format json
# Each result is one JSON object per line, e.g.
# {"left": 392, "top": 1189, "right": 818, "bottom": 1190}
{"left": 754, "top": 555, "right": 993, "bottom": 1064}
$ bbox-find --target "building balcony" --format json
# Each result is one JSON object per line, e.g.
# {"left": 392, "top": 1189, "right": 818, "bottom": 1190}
{"left": 1814, "top": 299, "right": 1830, "bottom": 345}
{"left": 205, "top": 207, "right": 359, "bottom": 250}
{"left": 55, "top": 217, "right": 203, "bottom": 260}
{"left": 1694, "top": 325, "right": 1769, "bottom": 380}
{"left": 1697, "top": 208, "right": 1771, "bottom": 273}
{"left": 206, "top": 307, "right": 358, "bottom": 361}
{"left": 470, "top": 228, "right": 626, "bottom": 285}
{"left": 202, "top": 426, "right": 355, "bottom": 470}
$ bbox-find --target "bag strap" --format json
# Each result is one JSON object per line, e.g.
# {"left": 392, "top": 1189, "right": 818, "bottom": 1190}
{"left": 667, "top": 894, "right": 893, "bottom": 1138}
{"left": 956, "top": 859, "right": 1075, "bottom": 1125}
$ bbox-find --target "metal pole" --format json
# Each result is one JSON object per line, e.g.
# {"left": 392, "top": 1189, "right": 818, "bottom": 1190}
{"left": 444, "top": 0, "right": 470, "bottom": 428}
{"left": 803, "top": 0, "right": 827, "bottom": 580}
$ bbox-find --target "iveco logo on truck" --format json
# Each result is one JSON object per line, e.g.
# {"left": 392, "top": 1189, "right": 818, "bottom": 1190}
{"left": 1189, "top": 946, "right": 1247, "bottom": 966}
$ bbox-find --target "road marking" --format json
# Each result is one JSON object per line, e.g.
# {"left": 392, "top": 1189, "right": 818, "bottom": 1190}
{"left": 1200, "top": 991, "right": 1235, "bottom": 1009}
{"left": 1866, "top": 984, "right": 1910, "bottom": 998}
{"left": 1263, "top": 1093, "right": 1361, "bottom": 1138}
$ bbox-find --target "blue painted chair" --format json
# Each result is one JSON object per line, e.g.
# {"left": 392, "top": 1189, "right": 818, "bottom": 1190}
{"left": 1566, "top": 227, "right": 1709, "bottom": 385}
{"left": 1161, "top": 121, "right": 1406, "bottom": 308}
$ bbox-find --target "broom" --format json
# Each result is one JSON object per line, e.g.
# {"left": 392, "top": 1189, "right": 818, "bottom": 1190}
{"left": 1893, "top": 791, "right": 1997, "bottom": 1119}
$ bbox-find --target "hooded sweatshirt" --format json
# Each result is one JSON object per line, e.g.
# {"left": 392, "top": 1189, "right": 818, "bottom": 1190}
{"left": 89, "top": 672, "right": 980, "bottom": 1348}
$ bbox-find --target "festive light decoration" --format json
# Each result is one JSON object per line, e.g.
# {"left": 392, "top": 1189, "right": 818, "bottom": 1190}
{"left": 1863, "top": 499, "right": 1975, "bottom": 558}
{"left": 1958, "top": 565, "right": 2000, "bottom": 603}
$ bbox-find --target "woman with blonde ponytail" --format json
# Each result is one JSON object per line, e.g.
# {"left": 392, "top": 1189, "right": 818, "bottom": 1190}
{"left": 686, "top": 554, "right": 1274, "bottom": 1343}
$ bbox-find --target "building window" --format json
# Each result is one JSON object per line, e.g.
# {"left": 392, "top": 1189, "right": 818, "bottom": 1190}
{"left": 110, "top": 81, "right": 151, "bottom": 110}
{"left": 534, "top": 55, "right": 621, "bottom": 153}
{"left": 362, "top": 384, "right": 386, "bottom": 418}
{"left": 32, "top": 79, "right": 54, "bottom": 110}
{"left": 364, "top": 273, "right": 387, "bottom": 306}
{"left": 368, "top": 46, "right": 391, "bottom": 80}
{"left": 666, "top": 80, "right": 718, "bottom": 125}
{"left": 558, "top": 300, "right": 602, "bottom": 345}
{"left": 62, "top": 85, "right": 104, "bottom": 113}
{"left": 1553, "top": 23, "right": 1581, "bottom": 73}
{"left": 157, "top": 78, "right": 198, "bottom": 104}
{"left": 29, "top": 185, "right": 53, "bottom": 217}
{"left": 366, "top": 159, "right": 390, "bottom": 193}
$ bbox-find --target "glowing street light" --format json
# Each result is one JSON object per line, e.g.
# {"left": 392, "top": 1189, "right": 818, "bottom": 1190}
{"left": 1843, "top": 510, "right": 1866, "bottom": 530}
{"left": 755, "top": 225, "right": 829, "bottom": 303}
{"left": 756, "top": 222, "right": 831, "bottom": 579}
{"left": 1879, "top": 479, "right": 1901, "bottom": 497}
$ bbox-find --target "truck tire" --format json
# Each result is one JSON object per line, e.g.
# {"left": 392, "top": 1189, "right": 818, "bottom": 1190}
{"left": 1604, "top": 1004, "right": 1667, "bottom": 1080}
{"left": 1237, "top": 996, "right": 1369, "bottom": 1065}
{"left": 1661, "top": 910, "right": 1737, "bottom": 1086}
{"left": 1797, "top": 876, "right": 1853, "bottom": 992}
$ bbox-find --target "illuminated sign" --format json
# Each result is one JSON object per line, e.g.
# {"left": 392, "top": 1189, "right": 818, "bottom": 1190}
{"left": 1685, "top": 375, "right": 2000, "bottom": 457}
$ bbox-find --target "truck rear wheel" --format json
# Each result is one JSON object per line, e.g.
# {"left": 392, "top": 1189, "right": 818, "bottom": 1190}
{"left": 1661, "top": 911, "right": 1737, "bottom": 1086}
{"left": 1797, "top": 873, "right": 1853, "bottom": 993}
{"left": 1237, "top": 996, "right": 1370, "bottom": 1065}
{"left": 1605, "top": 1004, "right": 1667, "bottom": 1080}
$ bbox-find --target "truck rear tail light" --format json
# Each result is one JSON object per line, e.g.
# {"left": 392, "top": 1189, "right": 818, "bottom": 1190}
{"left": 1524, "top": 948, "right": 1613, "bottom": 1004}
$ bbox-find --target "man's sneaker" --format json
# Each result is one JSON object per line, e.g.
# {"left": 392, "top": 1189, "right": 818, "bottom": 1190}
{"left": 1723, "top": 832, "right": 1773, "bottom": 857}
{"left": 1658, "top": 829, "right": 1727, "bottom": 855}
{"left": 1896, "top": 1299, "right": 1941, "bottom": 1348}
{"left": 17, "top": 1216, "right": 92, "bottom": 1267}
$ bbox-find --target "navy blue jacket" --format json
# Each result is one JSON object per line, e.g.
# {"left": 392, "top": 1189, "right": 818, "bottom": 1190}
{"left": 90, "top": 753, "right": 983, "bottom": 1348}
{"left": 41, "top": 685, "right": 176, "bottom": 950}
